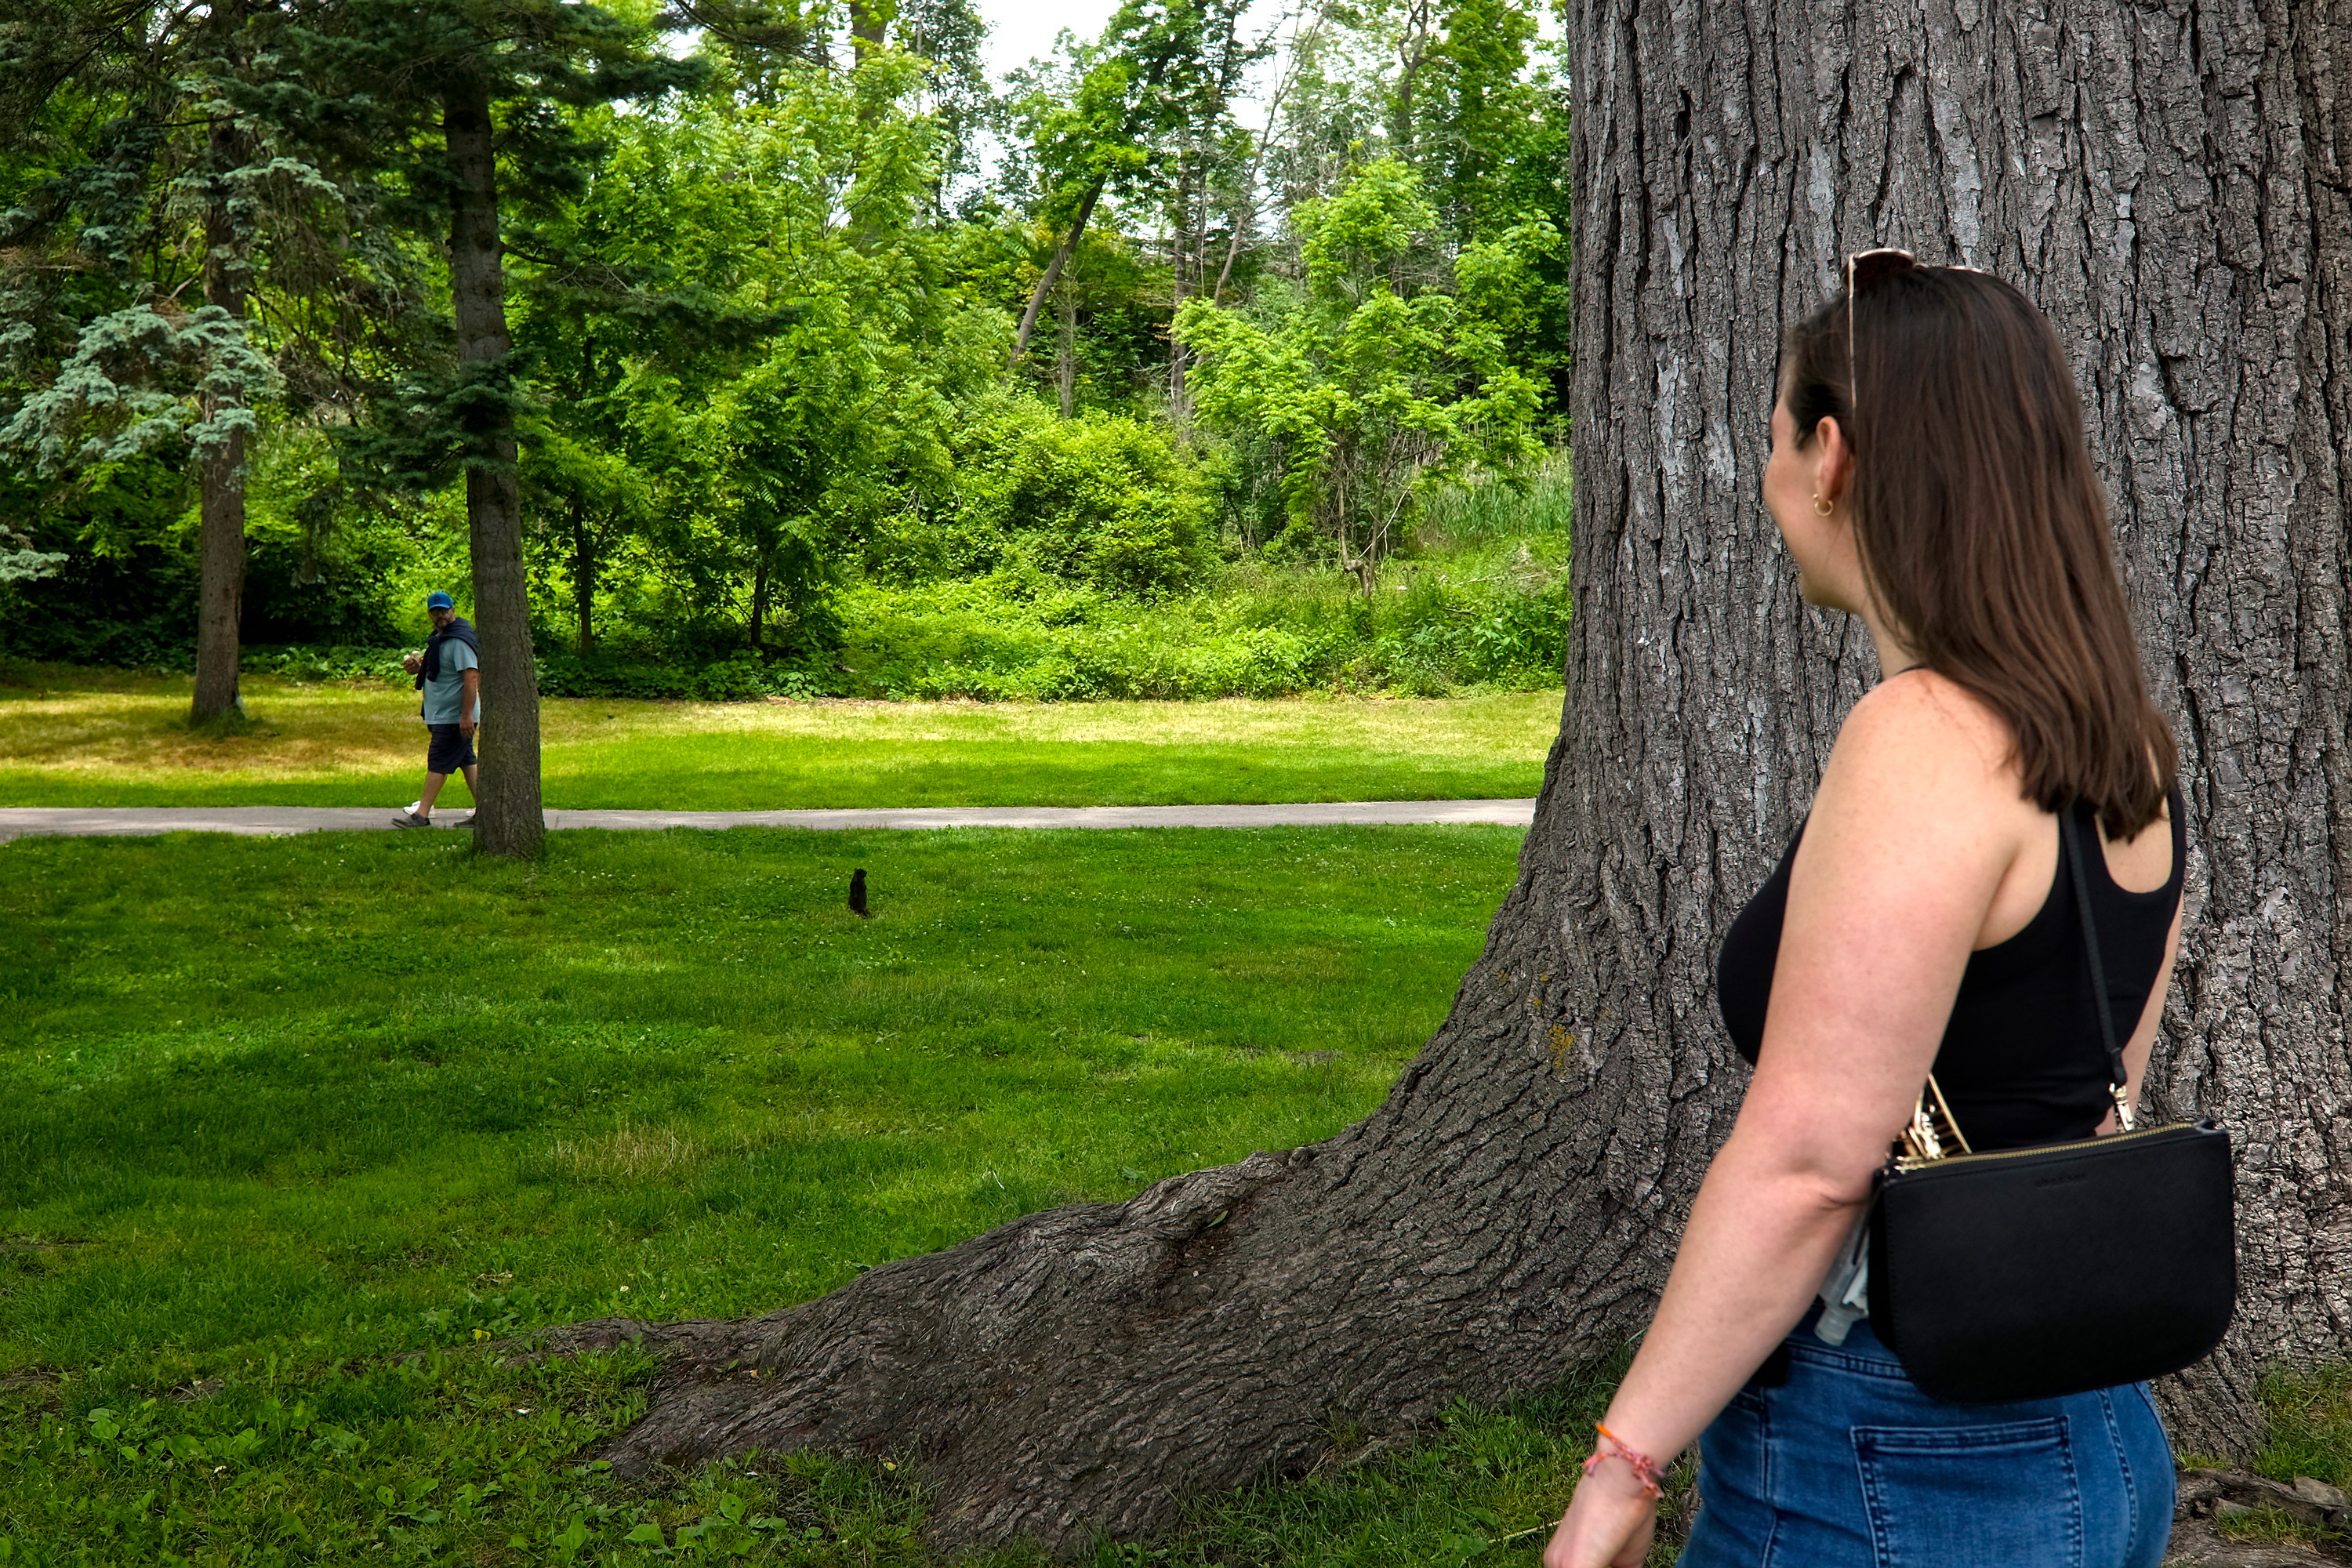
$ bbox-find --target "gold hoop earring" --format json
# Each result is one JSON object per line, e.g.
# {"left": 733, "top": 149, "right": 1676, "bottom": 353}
{"left": 1812, "top": 492, "right": 1835, "bottom": 517}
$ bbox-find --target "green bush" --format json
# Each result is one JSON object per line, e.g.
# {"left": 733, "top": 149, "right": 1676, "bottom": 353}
{"left": 870, "top": 392, "right": 1211, "bottom": 597}
{"left": 532, "top": 649, "right": 824, "bottom": 702}
{"left": 825, "top": 535, "right": 1568, "bottom": 702}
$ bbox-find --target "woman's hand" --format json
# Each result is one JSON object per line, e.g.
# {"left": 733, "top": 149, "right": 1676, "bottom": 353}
{"left": 1541, "top": 1461, "right": 1658, "bottom": 1568}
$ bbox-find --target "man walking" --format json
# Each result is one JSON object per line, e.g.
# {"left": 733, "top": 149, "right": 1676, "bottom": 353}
{"left": 394, "top": 590, "right": 481, "bottom": 828}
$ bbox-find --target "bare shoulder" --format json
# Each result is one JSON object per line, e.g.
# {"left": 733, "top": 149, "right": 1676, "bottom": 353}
{"left": 1818, "top": 670, "right": 2025, "bottom": 822}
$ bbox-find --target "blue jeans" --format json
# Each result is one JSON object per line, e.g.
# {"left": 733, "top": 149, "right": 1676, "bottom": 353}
{"left": 1679, "top": 1312, "right": 2174, "bottom": 1568}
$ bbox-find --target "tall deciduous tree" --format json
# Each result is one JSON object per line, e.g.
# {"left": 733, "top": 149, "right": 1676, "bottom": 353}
{"left": 631, "top": 55, "right": 986, "bottom": 653}
{"left": 1395, "top": 0, "right": 1539, "bottom": 242}
{"left": 511, "top": 92, "right": 793, "bottom": 659}
{"left": 284, "top": 0, "right": 702, "bottom": 858}
{"left": 553, "top": 0, "right": 2343, "bottom": 1551}
{"left": 893, "top": 0, "right": 991, "bottom": 219}
{"left": 1007, "top": 0, "right": 1240, "bottom": 366}
{"left": 1177, "top": 158, "right": 1553, "bottom": 590}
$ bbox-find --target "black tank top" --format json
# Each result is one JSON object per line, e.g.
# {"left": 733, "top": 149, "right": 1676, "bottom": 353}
{"left": 1716, "top": 789, "right": 2186, "bottom": 1151}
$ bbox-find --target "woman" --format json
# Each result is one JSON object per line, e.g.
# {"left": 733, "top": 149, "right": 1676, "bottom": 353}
{"left": 1544, "top": 256, "right": 2187, "bottom": 1568}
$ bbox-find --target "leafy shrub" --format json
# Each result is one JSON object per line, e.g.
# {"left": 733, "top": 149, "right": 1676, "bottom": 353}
{"left": 532, "top": 649, "right": 824, "bottom": 701}
{"left": 243, "top": 644, "right": 412, "bottom": 684}
{"left": 869, "top": 391, "right": 1211, "bottom": 597}
{"left": 830, "top": 538, "right": 1567, "bottom": 702}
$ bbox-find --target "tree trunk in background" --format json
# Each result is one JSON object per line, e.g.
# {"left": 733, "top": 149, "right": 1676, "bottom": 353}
{"left": 572, "top": 503, "right": 596, "bottom": 657}
{"left": 1054, "top": 297, "right": 1078, "bottom": 417}
{"left": 1382, "top": 0, "right": 1439, "bottom": 164}
{"left": 1168, "top": 183, "right": 1191, "bottom": 417}
{"left": 190, "top": 118, "right": 250, "bottom": 725}
{"left": 444, "top": 82, "right": 544, "bottom": 860}
{"left": 846, "top": 0, "right": 889, "bottom": 65}
{"left": 543, "top": 0, "right": 2350, "bottom": 1550}
{"left": 1011, "top": 177, "right": 1105, "bottom": 365}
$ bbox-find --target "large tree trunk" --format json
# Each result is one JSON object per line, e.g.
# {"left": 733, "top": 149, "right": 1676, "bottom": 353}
{"left": 2114, "top": 0, "right": 2352, "bottom": 1452}
{"left": 190, "top": 118, "right": 249, "bottom": 725}
{"left": 444, "top": 82, "right": 544, "bottom": 860}
{"left": 546, "top": 0, "right": 2351, "bottom": 1552}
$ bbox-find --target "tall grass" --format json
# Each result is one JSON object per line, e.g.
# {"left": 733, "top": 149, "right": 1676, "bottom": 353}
{"left": 1411, "top": 450, "right": 1573, "bottom": 553}
{"left": 813, "top": 456, "right": 1573, "bottom": 703}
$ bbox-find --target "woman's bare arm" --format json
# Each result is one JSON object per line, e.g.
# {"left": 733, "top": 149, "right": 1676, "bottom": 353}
{"left": 1546, "top": 673, "right": 2042, "bottom": 1566}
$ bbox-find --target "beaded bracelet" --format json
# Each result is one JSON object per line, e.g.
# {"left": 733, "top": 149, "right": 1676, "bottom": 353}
{"left": 1581, "top": 1423, "right": 1665, "bottom": 1499}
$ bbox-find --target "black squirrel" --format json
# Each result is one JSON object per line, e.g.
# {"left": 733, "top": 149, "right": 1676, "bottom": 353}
{"left": 848, "top": 868, "right": 869, "bottom": 916}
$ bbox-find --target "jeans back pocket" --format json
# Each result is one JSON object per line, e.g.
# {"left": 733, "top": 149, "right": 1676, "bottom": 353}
{"left": 1853, "top": 1416, "right": 2081, "bottom": 1568}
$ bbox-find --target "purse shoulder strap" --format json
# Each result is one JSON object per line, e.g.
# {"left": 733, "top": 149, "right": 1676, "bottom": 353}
{"left": 1911, "top": 804, "right": 2132, "bottom": 1159}
{"left": 2058, "top": 804, "right": 2135, "bottom": 1126}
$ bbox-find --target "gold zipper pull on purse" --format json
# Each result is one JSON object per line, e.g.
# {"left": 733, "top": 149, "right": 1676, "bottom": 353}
{"left": 1895, "top": 1072, "right": 1972, "bottom": 1170}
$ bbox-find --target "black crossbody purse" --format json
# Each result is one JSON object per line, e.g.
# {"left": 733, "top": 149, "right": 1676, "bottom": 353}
{"left": 1866, "top": 805, "right": 2237, "bottom": 1405}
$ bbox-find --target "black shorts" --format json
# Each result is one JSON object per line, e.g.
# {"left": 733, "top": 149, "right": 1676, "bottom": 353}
{"left": 426, "top": 724, "right": 477, "bottom": 774}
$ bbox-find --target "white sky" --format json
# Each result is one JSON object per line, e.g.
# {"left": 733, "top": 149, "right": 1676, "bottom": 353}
{"left": 978, "top": 0, "right": 1132, "bottom": 82}
{"left": 973, "top": 0, "right": 1559, "bottom": 121}
{"left": 977, "top": 0, "right": 1298, "bottom": 104}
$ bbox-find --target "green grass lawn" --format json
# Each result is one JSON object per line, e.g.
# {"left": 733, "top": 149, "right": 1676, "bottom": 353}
{"left": 5, "top": 819, "right": 2344, "bottom": 1566}
{"left": 0, "top": 666, "right": 1561, "bottom": 809}
{"left": 0, "top": 822, "right": 1649, "bottom": 1566}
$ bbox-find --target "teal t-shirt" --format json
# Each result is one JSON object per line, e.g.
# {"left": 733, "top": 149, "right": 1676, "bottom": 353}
{"left": 421, "top": 638, "right": 481, "bottom": 725}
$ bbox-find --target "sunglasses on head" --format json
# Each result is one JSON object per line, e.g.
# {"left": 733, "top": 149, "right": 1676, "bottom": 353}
{"left": 1846, "top": 246, "right": 1917, "bottom": 416}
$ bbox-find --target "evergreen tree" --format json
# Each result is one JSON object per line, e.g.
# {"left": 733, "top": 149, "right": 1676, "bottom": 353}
{"left": 277, "top": 0, "right": 705, "bottom": 858}
{"left": 0, "top": 0, "right": 333, "bottom": 720}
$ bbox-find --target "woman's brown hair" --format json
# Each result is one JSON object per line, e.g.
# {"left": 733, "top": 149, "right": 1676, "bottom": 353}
{"left": 1783, "top": 265, "right": 2176, "bottom": 839}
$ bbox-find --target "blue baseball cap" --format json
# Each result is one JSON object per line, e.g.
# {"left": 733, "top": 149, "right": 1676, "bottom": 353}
{"left": 425, "top": 591, "right": 455, "bottom": 610}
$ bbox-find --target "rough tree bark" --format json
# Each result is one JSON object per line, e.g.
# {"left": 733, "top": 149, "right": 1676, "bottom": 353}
{"left": 546, "top": 0, "right": 2351, "bottom": 1552}
{"left": 443, "top": 82, "right": 545, "bottom": 860}
{"left": 190, "top": 112, "right": 250, "bottom": 726}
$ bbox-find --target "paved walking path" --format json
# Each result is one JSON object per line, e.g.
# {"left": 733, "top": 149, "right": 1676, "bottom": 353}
{"left": 0, "top": 800, "right": 1537, "bottom": 843}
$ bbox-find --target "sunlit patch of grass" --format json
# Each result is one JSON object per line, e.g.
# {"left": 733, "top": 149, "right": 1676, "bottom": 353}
{"left": 0, "top": 662, "right": 1559, "bottom": 808}
{"left": 554, "top": 1123, "right": 707, "bottom": 1185}
{"left": 2223, "top": 1361, "right": 2352, "bottom": 1559}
